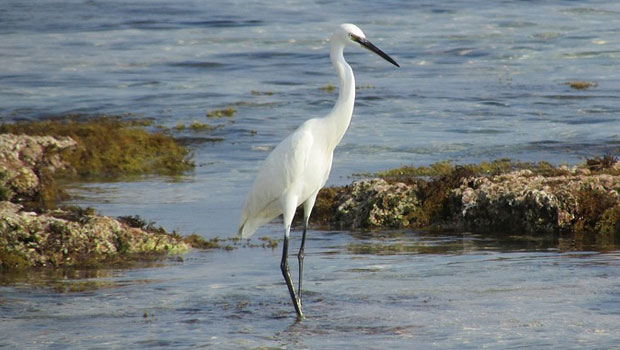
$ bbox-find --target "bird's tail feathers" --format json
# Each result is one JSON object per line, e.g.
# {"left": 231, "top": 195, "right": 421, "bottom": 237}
{"left": 237, "top": 217, "right": 267, "bottom": 239}
{"left": 237, "top": 222, "right": 254, "bottom": 238}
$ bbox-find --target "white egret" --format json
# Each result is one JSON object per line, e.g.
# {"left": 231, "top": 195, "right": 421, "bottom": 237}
{"left": 238, "top": 23, "right": 399, "bottom": 318}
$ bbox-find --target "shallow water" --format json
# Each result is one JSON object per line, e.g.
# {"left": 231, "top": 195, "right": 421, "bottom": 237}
{"left": 2, "top": 0, "right": 620, "bottom": 236}
{"left": 2, "top": 0, "right": 620, "bottom": 348}
{"left": 2, "top": 231, "right": 620, "bottom": 349}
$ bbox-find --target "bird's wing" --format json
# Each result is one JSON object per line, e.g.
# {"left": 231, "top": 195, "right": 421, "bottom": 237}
{"left": 238, "top": 122, "right": 315, "bottom": 237}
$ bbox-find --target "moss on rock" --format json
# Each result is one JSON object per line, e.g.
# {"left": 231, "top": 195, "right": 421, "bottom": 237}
{"left": 336, "top": 178, "right": 420, "bottom": 229}
{"left": 0, "top": 202, "right": 189, "bottom": 270}
{"left": 310, "top": 157, "right": 620, "bottom": 243}
{"left": 0, "top": 116, "right": 194, "bottom": 179}
{"left": 0, "top": 133, "right": 77, "bottom": 205}
{"left": 0, "top": 117, "right": 197, "bottom": 270}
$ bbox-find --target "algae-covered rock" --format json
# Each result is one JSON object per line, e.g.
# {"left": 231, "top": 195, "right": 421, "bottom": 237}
{"left": 0, "top": 202, "right": 189, "bottom": 269}
{"left": 311, "top": 158, "right": 620, "bottom": 239}
{"left": 596, "top": 203, "right": 620, "bottom": 235}
{"left": 449, "top": 168, "right": 620, "bottom": 234}
{"left": 0, "top": 134, "right": 77, "bottom": 203}
{"left": 336, "top": 178, "right": 420, "bottom": 229}
{"left": 0, "top": 121, "right": 195, "bottom": 271}
{"left": 0, "top": 116, "right": 194, "bottom": 178}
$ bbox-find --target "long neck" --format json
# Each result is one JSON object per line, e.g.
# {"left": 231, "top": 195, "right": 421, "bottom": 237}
{"left": 326, "top": 43, "right": 355, "bottom": 148}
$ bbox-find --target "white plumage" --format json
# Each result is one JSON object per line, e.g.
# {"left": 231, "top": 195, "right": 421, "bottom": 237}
{"left": 238, "top": 23, "right": 399, "bottom": 318}
{"left": 239, "top": 118, "right": 331, "bottom": 238}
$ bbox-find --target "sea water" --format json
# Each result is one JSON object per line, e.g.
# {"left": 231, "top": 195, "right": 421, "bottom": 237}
{"left": 1, "top": 1, "right": 620, "bottom": 348}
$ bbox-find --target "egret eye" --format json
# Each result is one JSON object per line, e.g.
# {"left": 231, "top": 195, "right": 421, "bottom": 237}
{"left": 349, "top": 34, "right": 362, "bottom": 44}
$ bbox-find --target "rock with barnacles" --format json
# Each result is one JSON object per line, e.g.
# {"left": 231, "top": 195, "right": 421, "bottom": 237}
{"left": 0, "top": 201, "right": 189, "bottom": 269}
{"left": 449, "top": 168, "right": 620, "bottom": 234}
{"left": 0, "top": 132, "right": 190, "bottom": 270}
{"left": 312, "top": 158, "right": 620, "bottom": 238}
{"left": 336, "top": 178, "right": 420, "bottom": 229}
{"left": 0, "top": 133, "right": 77, "bottom": 202}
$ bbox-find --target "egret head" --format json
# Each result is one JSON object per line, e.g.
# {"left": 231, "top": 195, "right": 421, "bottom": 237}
{"left": 334, "top": 23, "right": 400, "bottom": 67}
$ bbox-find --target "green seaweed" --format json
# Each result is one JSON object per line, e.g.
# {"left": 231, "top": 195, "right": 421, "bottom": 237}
{"left": 574, "top": 189, "right": 618, "bottom": 235}
{"left": 48, "top": 206, "right": 96, "bottom": 222}
{"left": 188, "top": 121, "right": 214, "bottom": 131}
{"left": 596, "top": 203, "right": 620, "bottom": 235}
{"left": 0, "top": 116, "right": 194, "bottom": 179}
{"left": 411, "top": 166, "right": 475, "bottom": 228}
{"left": 183, "top": 234, "right": 280, "bottom": 250}
{"left": 375, "top": 159, "right": 566, "bottom": 183}
{"left": 300, "top": 186, "right": 347, "bottom": 228}
{"left": 206, "top": 107, "right": 236, "bottom": 118}
{"left": 0, "top": 248, "right": 30, "bottom": 270}
{"left": 374, "top": 160, "right": 454, "bottom": 180}
{"left": 258, "top": 235, "right": 279, "bottom": 248}
{"left": 183, "top": 234, "right": 222, "bottom": 249}
{"left": 175, "top": 121, "right": 215, "bottom": 132}
{"left": 586, "top": 155, "right": 619, "bottom": 174}
{"left": 566, "top": 81, "right": 597, "bottom": 90}
{"left": 319, "top": 84, "right": 336, "bottom": 93}
{"left": 0, "top": 172, "right": 10, "bottom": 201}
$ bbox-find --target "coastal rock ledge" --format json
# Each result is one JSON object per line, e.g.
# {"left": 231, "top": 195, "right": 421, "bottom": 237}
{"left": 1, "top": 133, "right": 188, "bottom": 269}
{"left": 449, "top": 169, "right": 620, "bottom": 235}
{"left": 311, "top": 159, "right": 620, "bottom": 240}
{"left": 1, "top": 201, "right": 188, "bottom": 269}
{"left": 0, "top": 133, "right": 76, "bottom": 202}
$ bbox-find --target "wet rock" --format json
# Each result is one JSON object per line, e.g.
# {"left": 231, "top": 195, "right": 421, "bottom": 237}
{"left": 450, "top": 165, "right": 620, "bottom": 234}
{"left": 335, "top": 178, "right": 420, "bottom": 229}
{"left": 0, "top": 116, "right": 194, "bottom": 178}
{"left": 0, "top": 201, "right": 189, "bottom": 269}
{"left": 313, "top": 159, "right": 620, "bottom": 237}
{"left": 0, "top": 132, "right": 189, "bottom": 270}
{"left": 0, "top": 134, "right": 77, "bottom": 202}
{"left": 597, "top": 203, "right": 620, "bottom": 235}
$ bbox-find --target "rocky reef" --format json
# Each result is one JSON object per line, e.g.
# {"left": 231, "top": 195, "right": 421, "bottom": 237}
{"left": 0, "top": 133, "right": 77, "bottom": 204}
{"left": 1, "top": 118, "right": 193, "bottom": 270}
{"left": 308, "top": 158, "right": 620, "bottom": 244}
{"left": 0, "top": 116, "right": 193, "bottom": 181}
{"left": 449, "top": 167, "right": 620, "bottom": 235}
{"left": 336, "top": 178, "right": 420, "bottom": 228}
{"left": 0, "top": 202, "right": 188, "bottom": 269}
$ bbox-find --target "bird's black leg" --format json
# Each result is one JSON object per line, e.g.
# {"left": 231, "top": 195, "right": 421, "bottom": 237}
{"left": 297, "top": 220, "right": 308, "bottom": 305}
{"left": 281, "top": 235, "right": 304, "bottom": 319}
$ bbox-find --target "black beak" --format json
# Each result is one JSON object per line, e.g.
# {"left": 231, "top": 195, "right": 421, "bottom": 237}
{"left": 352, "top": 35, "right": 400, "bottom": 67}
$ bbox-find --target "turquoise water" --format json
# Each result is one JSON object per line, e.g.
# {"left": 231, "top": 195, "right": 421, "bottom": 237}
{"left": 1, "top": 1, "right": 620, "bottom": 348}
